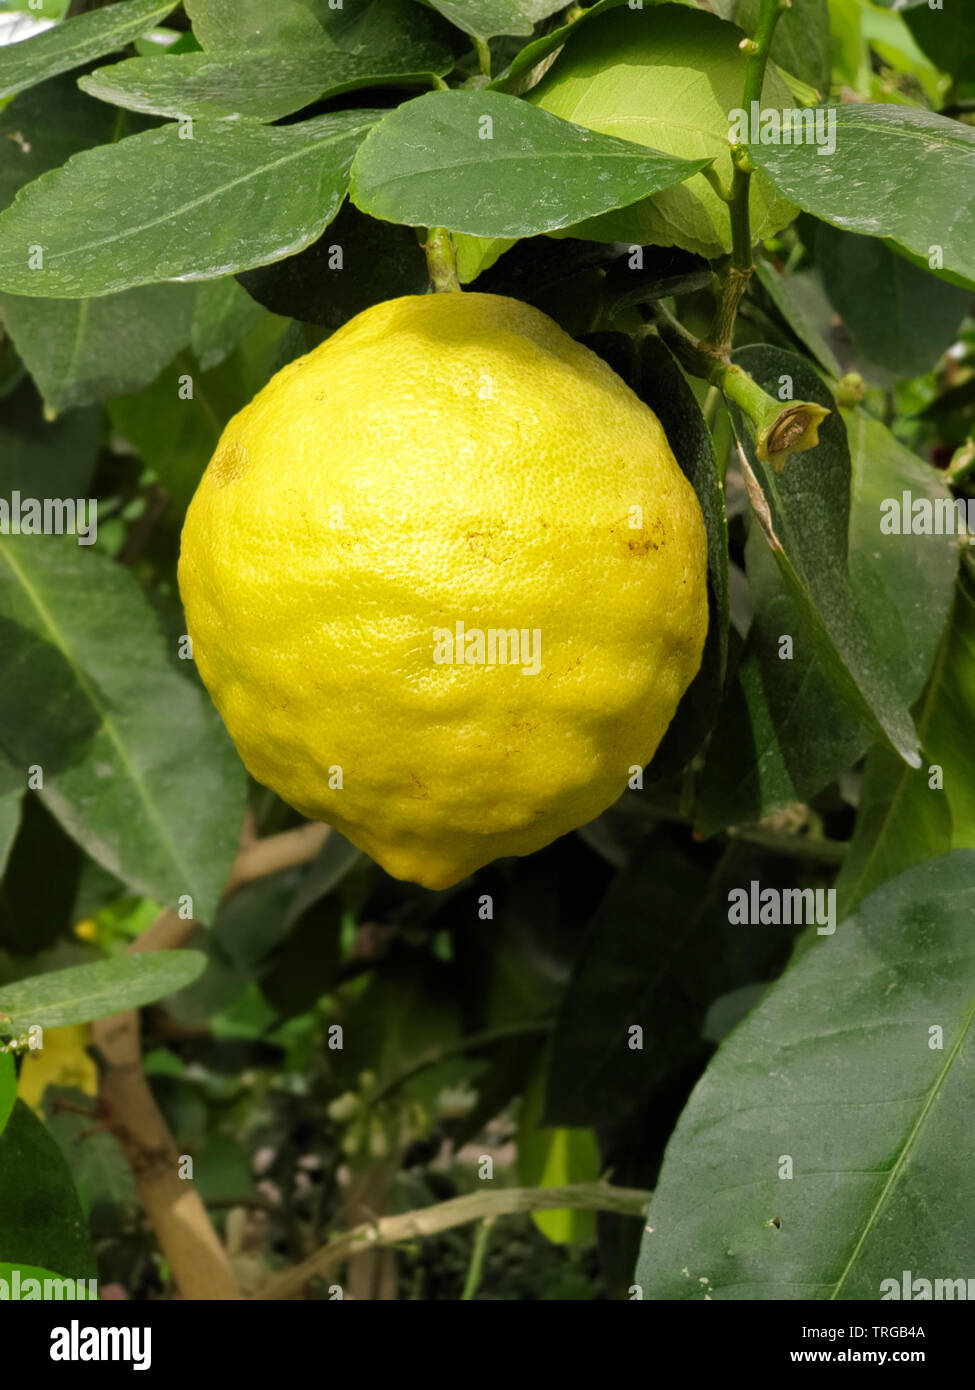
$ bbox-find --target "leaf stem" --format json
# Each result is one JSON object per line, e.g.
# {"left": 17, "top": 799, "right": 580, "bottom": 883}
{"left": 423, "top": 226, "right": 462, "bottom": 293}
{"left": 460, "top": 1216, "right": 495, "bottom": 1300}
{"left": 706, "top": 0, "right": 789, "bottom": 357}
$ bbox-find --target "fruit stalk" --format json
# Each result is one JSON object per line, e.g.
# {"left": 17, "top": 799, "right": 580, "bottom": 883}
{"left": 423, "top": 226, "right": 462, "bottom": 293}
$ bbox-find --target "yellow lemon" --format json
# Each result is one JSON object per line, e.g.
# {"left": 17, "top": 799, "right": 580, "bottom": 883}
{"left": 178, "top": 293, "right": 708, "bottom": 889}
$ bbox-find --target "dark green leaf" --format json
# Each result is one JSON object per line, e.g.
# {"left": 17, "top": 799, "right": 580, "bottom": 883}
{"left": 545, "top": 833, "right": 797, "bottom": 1127}
{"left": 697, "top": 388, "right": 956, "bottom": 833}
{"left": 0, "top": 539, "right": 247, "bottom": 921}
{"left": 0, "top": 72, "right": 133, "bottom": 215}
{"left": 0, "top": 1053, "right": 14, "bottom": 1137}
{"left": 0, "top": 111, "right": 379, "bottom": 298}
{"left": 752, "top": 260, "right": 843, "bottom": 379}
{"left": 633, "top": 335, "right": 729, "bottom": 776}
{"left": 603, "top": 246, "right": 713, "bottom": 316}
{"left": 904, "top": 2, "right": 975, "bottom": 86}
{"left": 0, "top": 282, "right": 197, "bottom": 413}
{"left": 350, "top": 89, "right": 708, "bottom": 238}
{"left": 0, "top": 952, "right": 205, "bottom": 1033}
{"left": 238, "top": 201, "right": 428, "bottom": 328}
{"left": 0, "top": 1099, "right": 94, "bottom": 1278}
{"left": 729, "top": 346, "right": 921, "bottom": 764}
{"left": 816, "top": 225, "right": 971, "bottom": 381}
{"left": 0, "top": 375, "right": 100, "bottom": 498}
{"left": 748, "top": 105, "right": 975, "bottom": 291}
{"left": 0, "top": 750, "right": 23, "bottom": 881}
{"left": 0, "top": 0, "right": 178, "bottom": 100}
{"left": 636, "top": 851, "right": 975, "bottom": 1300}
{"left": 836, "top": 564, "right": 975, "bottom": 915}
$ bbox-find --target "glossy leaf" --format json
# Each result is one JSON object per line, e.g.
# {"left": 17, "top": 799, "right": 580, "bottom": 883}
{"left": 79, "top": 28, "right": 452, "bottom": 123}
{"left": 350, "top": 89, "right": 708, "bottom": 238}
{"left": 0, "top": 952, "right": 205, "bottom": 1034}
{"left": 0, "top": 111, "right": 379, "bottom": 298}
{"left": 636, "top": 852, "right": 975, "bottom": 1299}
{"left": 0, "top": 1099, "right": 94, "bottom": 1278}
{"left": 0, "top": 539, "right": 247, "bottom": 921}
{"left": 528, "top": 5, "right": 796, "bottom": 257}
{"left": 0, "top": 0, "right": 178, "bottom": 100}
{"left": 748, "top": 105, "right": 975, "bottom": 291}
{"left": 420, "top": 0, "right": 566, "bottom": 40}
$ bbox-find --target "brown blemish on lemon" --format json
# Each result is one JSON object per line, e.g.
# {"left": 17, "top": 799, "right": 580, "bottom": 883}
{"left": 210, "top": 439, "right": 250, "bottom": 487}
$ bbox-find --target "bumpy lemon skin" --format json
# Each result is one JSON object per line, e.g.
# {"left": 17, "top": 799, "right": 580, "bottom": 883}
{"left": 178, "top": 293, "right": 708, "bottom": 890}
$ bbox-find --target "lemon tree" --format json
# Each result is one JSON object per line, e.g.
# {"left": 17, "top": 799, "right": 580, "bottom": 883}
{"left": 0, "top": 0, "right": 972, "bottom": 1323}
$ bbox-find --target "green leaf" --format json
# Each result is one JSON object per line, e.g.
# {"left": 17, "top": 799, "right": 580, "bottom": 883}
{"left": 730, "top": 346, "right": 921, "bottom": 763}
{"left": 527, "top": 4, "right": 796, "bottom": 258}
{"left": 836, "top": 563, "right": 975, "bottom": 915}
{"left": 238, "top": 201, "right": 428, "bottom": 329}
{"left": 712, "top": 0, "right": 831, "bottom": 95}
{"left": 185, "top": 0, "right": 326, "bottom": 49}
{"left": 545, "top": 833, "right": 797, "bottom": 1128}
{"left": 816, "top": 225, "right": 971, "bottom": 382}
{"left": 752, "top": 260, "right": 843, "bottom": 379}
{"left": 632, "top": 335, "right": 729, "bottom": 775}
{"left": 0, "top": 1053, "right": 14, "bottom": 1136}
{"left": 79, "top": 29, "right": 452, "bottom": 123}
{"left": 518, "top": 1054, "right": 600, "bottom": 1243}
{"left": 905, "top": 1, "right": 975, "bottom": 85}
{"left": 350, "top": 89, "right": 708, "bottom": 238}
{"left": 0, "top": 111, "right": 380, "bottom": 298}
{"left": 0, "top": 375, "right": 100, "bottom": 498}
{"left": 0, "top": 539, "right": 247, "bottom": 921}
{"left": 0, "top": 282, "right": 197, "bottom": 413}
{"left": 0, "top": 1099, "right": 94, "bottom": 1279}
{"left": 108, "top": 315, "right": 291, "bottom": 509}
{"left": 748, "top": 105, "right": 975, "bottom": 292}
{"left": 44, "top": 1085, "right": 138, "bottom": 1218}
{"left": 190, "top": 276, "right": 266, "bottom": 371}
{"left": 635, "top": 851, "right": 975, "bottom": 1300}
{"left": 0, "top": 749, "right": 24, "bottom": 881}
{"left": 420, "top": 0, "right": 565, "bottom": 40}
{"left": 0, "top": 952, "right": 204, "bottom": 1034}
{"left": 697, "top": 379, "right": 956, "bottom": 833}
{"left": 0, "top": 0, "right": 178, "bottom": 100}
{"left": 0, "top": 72, "right": 138, "bottom": 215}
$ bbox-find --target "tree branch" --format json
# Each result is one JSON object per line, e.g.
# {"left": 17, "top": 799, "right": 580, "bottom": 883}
{"left": 91, "top": 820, "right": 332, "bottom": 1299}
{"left": 252, "top": 1183, "right": 653, "bottom": 1300}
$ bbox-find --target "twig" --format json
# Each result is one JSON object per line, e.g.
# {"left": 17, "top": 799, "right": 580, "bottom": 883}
{"left": 91, "top": 820, "right": 332, "bottom": 1300}
{"left": 706, "top": 0, "right": 789, "bottom": 357}
{"left": 252, "top": 1183, "right": 653, "bottom": 1300}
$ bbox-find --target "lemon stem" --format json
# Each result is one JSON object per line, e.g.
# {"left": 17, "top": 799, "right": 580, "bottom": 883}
{"left": 424, "top": 226, "right": 462, "bottom": 293}
{"left": 705, "top": 0, "right": 790, "bottom": 358}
